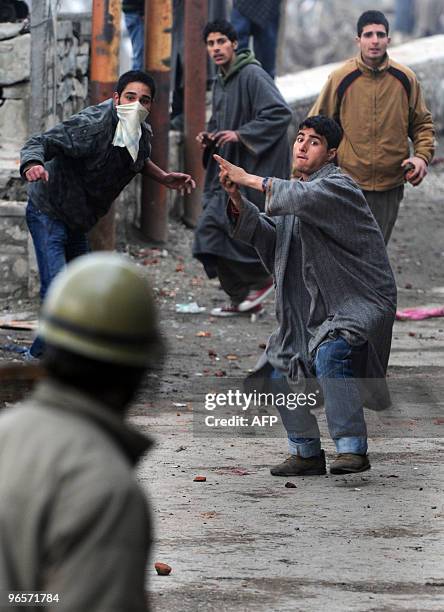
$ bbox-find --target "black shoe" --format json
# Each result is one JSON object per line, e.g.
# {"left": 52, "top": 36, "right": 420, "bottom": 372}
{"left": 270, "top": 450, "right": 326, "bottom": 476}
{"left": 330, "top": 453, "right": 371, "bottom": 475}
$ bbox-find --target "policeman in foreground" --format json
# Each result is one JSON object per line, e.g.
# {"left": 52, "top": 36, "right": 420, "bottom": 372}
{"left": 0, "top": 253, "right": 163, "bottom": 611}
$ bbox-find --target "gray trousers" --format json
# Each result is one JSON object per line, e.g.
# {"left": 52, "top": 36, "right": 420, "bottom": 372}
{"left": 363, "top": 185, "right": 404, "bottom": 244}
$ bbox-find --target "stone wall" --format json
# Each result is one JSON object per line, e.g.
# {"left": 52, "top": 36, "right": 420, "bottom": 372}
{"left": 56, "top": 13, "right": 91, "bottom": 121}
{"left": 0, "top": 201, "right": 37, "bottom": 300}
{"left": 0, "top": 14, "right": 91, "bottom": 143}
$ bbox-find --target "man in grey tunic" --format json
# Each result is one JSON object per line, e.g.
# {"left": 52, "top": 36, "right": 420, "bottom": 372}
{"left": 193, "top": 19, "right": 292, "bottom": 316}
{"left": 215, "top": 115, "right": 397, "bottom": 475}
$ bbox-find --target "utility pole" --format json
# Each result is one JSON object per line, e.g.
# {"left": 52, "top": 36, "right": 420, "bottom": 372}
{"left": 89, "top": 0, "right": 121, "bottom": 251}
{"left": 29, "top": 0, "right": 58, "bottom": 135}
{"left": 90, "top": 0, "right": 121, "bottom": 102}
{"left": 141, "top": 0, "right": 172, "bottom": 243}
{"left": 182, "top": 0, "right": 207, "bottom": 228}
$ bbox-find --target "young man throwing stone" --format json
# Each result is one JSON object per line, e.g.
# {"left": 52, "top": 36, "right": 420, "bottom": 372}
{"left": 215, "top": 115, "right": 397, "bottom": 476}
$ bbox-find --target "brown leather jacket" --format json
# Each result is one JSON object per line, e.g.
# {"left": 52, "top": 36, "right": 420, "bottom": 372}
{"left": 310, "top": 53, "right": 435, "bottom": 191}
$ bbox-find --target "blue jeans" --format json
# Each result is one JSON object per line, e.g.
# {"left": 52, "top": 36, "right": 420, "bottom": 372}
{"left": 394, "top": 0, "right": 415, "bottom": 33}
{"left": 26, "top": 200, "right": 89, "bottom": 356}
{"left": 271, "top": 337, "right": 368, "bottom": 457}
{"left": 230, "top": 7, "right": 279, "bottom": 79}
{"left": 124, "top": 11, "right": 144, "bottom": 70}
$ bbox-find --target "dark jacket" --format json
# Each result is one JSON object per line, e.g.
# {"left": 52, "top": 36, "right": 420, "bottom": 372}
{"left": 122, "top": 0, "right": 144, "bottom": 14}
{"left": 20, "top": 99, "right": 152, "bottom": 232}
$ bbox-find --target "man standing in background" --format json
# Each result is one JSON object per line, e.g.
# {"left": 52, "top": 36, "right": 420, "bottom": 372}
{"left": 230, "top": 0, "right": 282, "bottom": 79}
{"left": 193, "top": 19, "right": 291, "bottom": 317}
{"left": 122, "top": 0, "right": 145, "bottom": 70}
{"left": 310, "top": 10, "right": 434, "bottom": 243}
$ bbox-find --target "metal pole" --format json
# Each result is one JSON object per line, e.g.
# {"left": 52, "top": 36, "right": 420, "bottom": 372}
{"left": 141, "top": 0, "right": 172, "bottom": 243}
{"left": 89, "top": 0, "right": 121, "bottom": 251}
{"left": 182, "top": 0, "right": 207, "bottom": 228}
{"left": 90, "top": 0, "right": 121, "bottom": 103}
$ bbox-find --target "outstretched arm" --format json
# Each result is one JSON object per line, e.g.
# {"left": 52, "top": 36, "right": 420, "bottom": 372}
{"left": 143, "top": 159, "right": 196, "bottom": 195}
{"left": 217, "top": 155, "right": 276, "bottom": 273}
{"left": 214, "top": 154, "right": 264, "bottom": 193}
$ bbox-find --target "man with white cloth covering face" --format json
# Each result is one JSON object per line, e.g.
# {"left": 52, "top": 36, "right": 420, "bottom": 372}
{"left": 215, "top": 115, "right": 397, "bottom": 476}
{"left": 20, "top": 70, "right": 196, "bottom": 359}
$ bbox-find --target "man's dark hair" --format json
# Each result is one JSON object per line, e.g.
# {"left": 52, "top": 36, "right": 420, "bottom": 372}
{"left": 203, "top": 19, "right": 238, "bottom": 43}
{"left": 357, "top": 10, "right": 389, "bottom": 37}
{"left": 116, "top": 70, "right": 156, "bottom": 100}
{"left": 43, "top": 346, "right": 146, "bottom": 400}
{"left": 299, "top": 115, "right": 343, "bottom": 150}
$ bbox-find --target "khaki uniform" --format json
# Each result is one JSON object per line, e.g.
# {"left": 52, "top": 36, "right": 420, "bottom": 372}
{"left": 0, "top": 380, "right": 152, "bottom": 612}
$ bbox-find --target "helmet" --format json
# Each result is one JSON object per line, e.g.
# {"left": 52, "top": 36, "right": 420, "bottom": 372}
{"left": 40, "top": 253, "right": 163, "bottom": 367}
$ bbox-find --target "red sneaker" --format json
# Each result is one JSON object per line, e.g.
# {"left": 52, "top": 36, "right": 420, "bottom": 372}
{"left": 238, "top": 281, "right": 274, "bottom": 312}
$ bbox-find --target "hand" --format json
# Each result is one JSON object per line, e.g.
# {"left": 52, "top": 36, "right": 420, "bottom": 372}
{"left": 25, "top": 164, "right": 49, "bottom": 183}
{"left": 163, "top": 172, "right": 196, "bottom": 195}
{"left": 219, "top": 168, "right": 242, "bottom": 211}
{"left": 213, "top": 130, "right": 239, "bottom": 147}
{"left": 213, "top": 154, "right": 248, "bottom": 186}
{"left": 401, "top": 156, "right": 428, "bottom": 186}
{"left": 196, "top": 131, "right": 213, "bottom": 150}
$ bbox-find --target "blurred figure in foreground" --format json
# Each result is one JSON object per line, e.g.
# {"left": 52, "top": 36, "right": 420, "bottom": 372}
{"left": 0, "top": 253, "right": 164, "bottom": 611}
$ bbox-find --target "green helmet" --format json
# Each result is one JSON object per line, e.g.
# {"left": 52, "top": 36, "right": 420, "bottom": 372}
{"left": 40, "top": 253, "right": 163, "bottom": 367}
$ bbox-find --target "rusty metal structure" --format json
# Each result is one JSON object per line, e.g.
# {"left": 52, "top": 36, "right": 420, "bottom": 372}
{"left": 182, "top": 0, "right": 207, "bottom": 228}
{"left": 141, "top": 0, "right": 172, "bottom": 243}
{"left": 90, "top": 0, "right": 121, "bottom": 103}
{"left": 89, "top": 0, "right": 121, "bottom": 250}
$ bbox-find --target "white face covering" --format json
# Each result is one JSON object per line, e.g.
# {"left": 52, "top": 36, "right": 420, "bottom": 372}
{"left": 112, "top": 100, "right": 149, "bottom": 162}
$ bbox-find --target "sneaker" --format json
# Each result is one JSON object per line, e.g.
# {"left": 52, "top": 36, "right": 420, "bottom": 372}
{"left": 270, "top": 450, "right": 326, "bottom": 476}
{"left": 210, "top": 304, "right": 263, "bottom": 318}
{"left": 330, "top": 453, "right": 371, "bottom": 475}
{"left": 238, "top": 281, "right": 274, "bottom": 312}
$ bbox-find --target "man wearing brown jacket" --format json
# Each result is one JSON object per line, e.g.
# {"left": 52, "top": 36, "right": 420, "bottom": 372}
{"left": 310, "top": 10, "right": 435, "bottom": 243}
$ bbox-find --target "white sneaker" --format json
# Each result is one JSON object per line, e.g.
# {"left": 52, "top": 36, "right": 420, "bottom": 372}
{"left": 211, "top": 304, "right": 263, "bottom": 317}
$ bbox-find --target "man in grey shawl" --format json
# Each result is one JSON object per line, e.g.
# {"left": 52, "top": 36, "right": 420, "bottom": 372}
{"left": 193, "top": 19, "right": 292, "bottom": 317}
{"left": 215, "top": 115, "right": 397, "bottom": 476}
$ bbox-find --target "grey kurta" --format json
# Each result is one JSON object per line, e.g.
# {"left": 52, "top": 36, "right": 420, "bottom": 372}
{"left": 193, "top": 50, "right": 292, "bottom": 273}
{"left": 231, "top": 164, "right": 397, "bottom": 409}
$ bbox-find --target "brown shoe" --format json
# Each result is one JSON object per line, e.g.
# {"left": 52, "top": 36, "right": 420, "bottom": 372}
{"left": 330, "top": 453, "right": 371, "bottom": 475}
{"left": 270, "top": 450, "right": 326, "bottom": 476}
